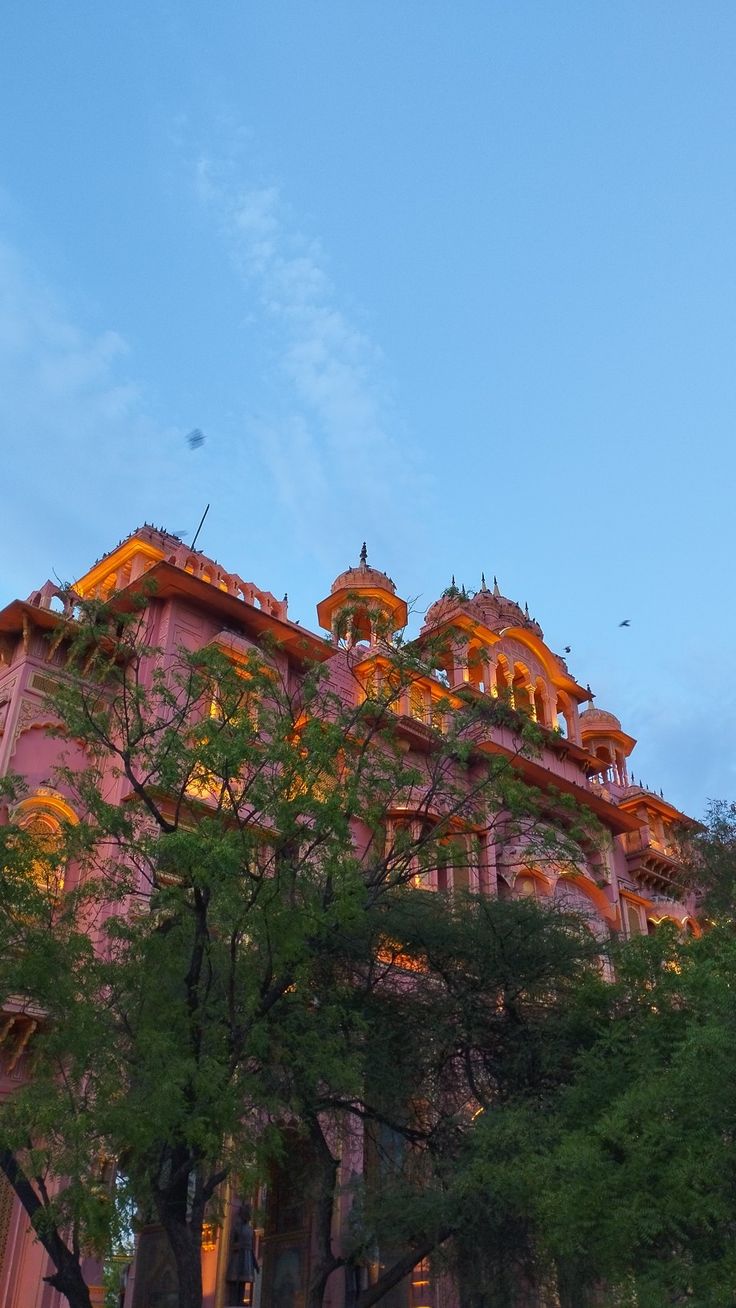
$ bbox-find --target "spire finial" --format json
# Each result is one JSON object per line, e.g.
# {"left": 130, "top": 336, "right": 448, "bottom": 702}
{"left": 481, "top": 571, "right": 487, "bottom": 590}
{"left": 451, "top": 574, "right": 456, "bottom": 587}
{"left": 359, "top": 542, "right": 368, "bottom": 566}
{"left": 524, "top": 601, "right": 529, "bottom": 617}
{"left": 493, "top": 575, "right": 500, "bottom": 597}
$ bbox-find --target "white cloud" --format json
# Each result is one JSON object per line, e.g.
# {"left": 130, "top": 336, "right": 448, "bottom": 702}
{"left": 0, "top": 152, "right": 432, "bottom": 611}
{"left": 195, "top": 158, "right": 431, "bottom": 556}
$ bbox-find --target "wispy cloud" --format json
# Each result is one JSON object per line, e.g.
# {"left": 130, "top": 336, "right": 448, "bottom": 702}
{"left": 1, "top": 150, "right": 431, "bottom": 610}
{"left": 195, "top": 157, "right": 431, "bottom": 556}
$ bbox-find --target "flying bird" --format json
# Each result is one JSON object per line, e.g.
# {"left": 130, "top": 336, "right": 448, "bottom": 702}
{"left": 619, "top": 619, "right": 630, "bottom": 627}
{"left": 187, "top": 428, "right": 205, "bottom": 450}
{"left": 563, "top": 646, "right": 571, "bottom": 654}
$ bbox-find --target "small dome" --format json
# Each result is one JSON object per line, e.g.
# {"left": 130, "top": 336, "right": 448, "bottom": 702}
{"left": 330, "top": 563, "right": 396, "bottom": 596}
{"left": 316, "top": 544, "right": 407, "bottom": 634}
{"left": 579, "top": 706, "right": 622, "bottom": 731}
{"left": 423, "top": 592, "right": 464, "bottom": 629}
{"left": 329, "top": 541, "right": 396, "bottom": 596}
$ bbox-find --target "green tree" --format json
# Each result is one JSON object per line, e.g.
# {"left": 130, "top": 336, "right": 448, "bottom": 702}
{"left": 539, "top": 924, "right": 736, "bottom": 1306}
{"left": 680, "top": 798, "right": 736, "bottom": 921}
{"left": 261, "top": 888, "right": 606, "bottom": 1308}
{"left": 0, "top": 777, "right": 124, "bottom": 1308}
{"left": 0, "top": 592, "right": 601, "bottom": 1308}
{"left": 374, "top": 893, "right": 606, "bottom": 1308}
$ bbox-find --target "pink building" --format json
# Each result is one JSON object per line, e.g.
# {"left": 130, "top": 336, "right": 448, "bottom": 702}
{"left": 0, "top": 527, "right": 699, "bottom": 1308}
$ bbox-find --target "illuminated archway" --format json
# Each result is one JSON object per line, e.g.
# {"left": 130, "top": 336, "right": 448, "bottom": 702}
{"left": 13, "top": 792, "right": 78, "bottom": 897}
{"left": 512, "top": 663, "right": 532, "bottom": 715}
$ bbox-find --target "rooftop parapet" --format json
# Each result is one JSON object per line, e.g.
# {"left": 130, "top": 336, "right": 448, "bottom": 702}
{"left": 73, "top": 524, "right": 288, "bottom": 621}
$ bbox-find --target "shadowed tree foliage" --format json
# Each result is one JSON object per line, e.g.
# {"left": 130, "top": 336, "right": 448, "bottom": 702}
{"left": 251, "top": 887, "right": 607, "bottom": 1308}
{"left": 534, "top": 923, "right": 736, "bottom": 1307}
{"left": 679, "top": 797, "right": 736, "bottom": 921}
{"left": 0, "top": 591, "right": 604, "bottom": 1308}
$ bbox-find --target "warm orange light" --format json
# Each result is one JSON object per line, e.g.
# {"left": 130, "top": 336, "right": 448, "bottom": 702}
{"left": 200, "top": 1222, "right": 218, "bottom": 1251}
{"left": 376, "top": 937, "right": 427, "bottom": 972}
{"left": 75, "top": 538, "right": 165, "bottom": 598}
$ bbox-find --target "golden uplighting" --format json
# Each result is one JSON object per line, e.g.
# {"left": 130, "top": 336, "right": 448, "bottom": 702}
{"left": 200, "top": 1222, "right": 218, "bottom": 1252}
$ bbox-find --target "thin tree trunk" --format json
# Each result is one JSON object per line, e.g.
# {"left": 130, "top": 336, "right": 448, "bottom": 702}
{"left": 158, "top": 1212, "right": 204, "bottom": 1308}
{"left": 305, "top": 1120, "right": 342, "bottom": 1308}
{"left": 0, "top": 1149, "right": 93, "bottom": 1308}
{"left": 43, "top": 1251, "right": 95, "bottom": 1308}
{"left": 153, "top": 1151, "right": 205, "bottom": 1308}
{"left": 356, "top": 1230, "right": 453, "bottom": 1308}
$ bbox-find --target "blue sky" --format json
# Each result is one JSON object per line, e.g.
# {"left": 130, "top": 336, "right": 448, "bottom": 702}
{"left": 2, "top": 2, "right": 735, "bottom": 815}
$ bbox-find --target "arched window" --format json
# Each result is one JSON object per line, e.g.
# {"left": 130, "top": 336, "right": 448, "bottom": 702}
{"left": 512, "top": 666, "right": 532, "bottom": 715}
{"left": 555, "top": 695, "right": 572, "bottom": 738}
{"left": 553, "top": 876, "right": 608, "bottom": 941}
{"left": 466, "top": 644, "right": 485, "bottom": 692}
{"left": 17, "top": 812, "right": 64, "bottom": 898}
{"left": 595, "top": 746, "right": 613, "bottom": 782}
{"left": 533, "top": 679, "right": 548, "bottom": 726}
{"left": 409, "top": 685, "right": 426, "bottom": 723}
{"left": 495, "top": 658, "right": 510, "bottom": 701}
{"left": 516, "top": 874, "right": 537, "bottom": 899}
{"left": 13, "top": 795, "right": 77, "bottom": 899}
{"left": 623, "top": 898, "right": 643, "bottom": 937}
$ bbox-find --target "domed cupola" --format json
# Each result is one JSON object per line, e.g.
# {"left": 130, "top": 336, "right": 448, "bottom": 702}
{"left": 579, "top": 705, "right": 637, "bottom": 787}
{"left": 317, "top": 544, "right": 408, "bottom": 645}
{"left": 421, "top": 574, "right": 544, "bottom": 639}
{"left": 468, "top": 574, "right": 545, "bottom": 639}
{"left": 421, "top": 577, "right": 470, "bottom": 632}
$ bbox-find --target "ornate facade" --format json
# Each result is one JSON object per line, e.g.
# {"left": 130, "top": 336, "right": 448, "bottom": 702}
{"left": 0, "top": 526, "right": 698, "bottom": 1308}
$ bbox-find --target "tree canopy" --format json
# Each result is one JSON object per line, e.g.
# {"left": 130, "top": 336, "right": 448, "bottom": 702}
{"left": 0, "top": 592, "right": 603, "bottom": 1308}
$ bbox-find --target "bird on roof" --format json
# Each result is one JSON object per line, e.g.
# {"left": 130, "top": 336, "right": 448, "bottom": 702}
{"left": 187, "top": 428, "right": 205, "bottom": 450}
{"left": 619, "top": 619, "right": 630, "bottom": 627}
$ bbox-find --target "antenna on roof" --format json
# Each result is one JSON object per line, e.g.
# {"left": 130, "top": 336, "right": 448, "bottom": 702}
{"left": 191, "top": 504, "right": 210, "bottom": 551}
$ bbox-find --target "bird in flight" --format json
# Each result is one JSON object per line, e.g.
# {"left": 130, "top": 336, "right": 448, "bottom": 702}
{"left": 187, "top": 428, "right": 205, "bottom": 450}
{"left": 563, "top": 646, "right": 572, "bottom": 654}
{"left": 619, "top": 619, "right": 630, "bottom": 627}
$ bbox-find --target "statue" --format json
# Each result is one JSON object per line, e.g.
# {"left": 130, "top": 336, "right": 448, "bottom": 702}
{"left": 226, "top": 1202, "right": 259, "bottom": 1306}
